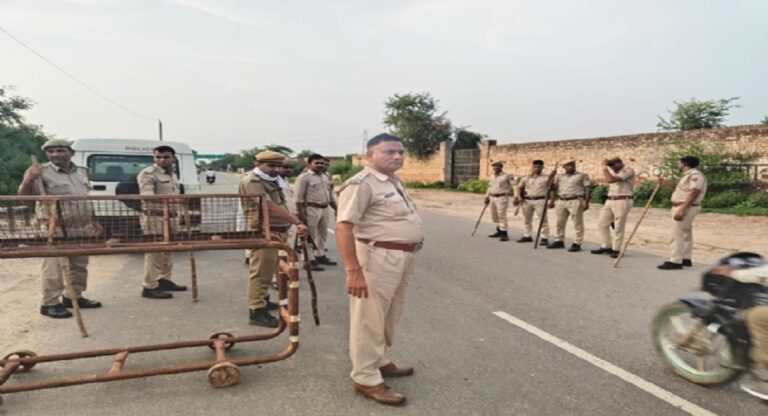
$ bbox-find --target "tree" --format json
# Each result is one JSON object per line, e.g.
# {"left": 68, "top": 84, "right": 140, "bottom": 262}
{"left": 0, "top": 87, "right": 48, "bottom": 194}
{"left": 453, "top": 128, "right": 484, "bottom": 150}
{"left": 761, "top": 115, "right": 768, "bottom": 125}
{"left": 661, "top": 138, "right": 756, "bottom": 194}
{"left": 383, "top": 92, "right": 452, "bottom": 158}
{"left": 657, "top": 97, "right": 740, "bottom": 131}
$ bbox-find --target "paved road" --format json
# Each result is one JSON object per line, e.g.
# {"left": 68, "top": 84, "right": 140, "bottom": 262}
{"left": 1, "top": 174, "right": 764, "bottom": 415}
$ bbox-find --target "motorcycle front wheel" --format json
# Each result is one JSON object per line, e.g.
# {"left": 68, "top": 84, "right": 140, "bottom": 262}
{"left": 652, "top": 301, "right": 739, "bottom": 385}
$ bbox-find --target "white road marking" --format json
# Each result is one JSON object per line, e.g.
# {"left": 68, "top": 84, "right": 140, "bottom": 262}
{"left": 492, "top": 311, "right": 717, "bottom": 416}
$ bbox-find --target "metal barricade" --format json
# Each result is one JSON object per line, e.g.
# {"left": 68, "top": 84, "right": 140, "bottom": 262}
{"left": 0, "top": 193, "right": 316, "bottom": 407}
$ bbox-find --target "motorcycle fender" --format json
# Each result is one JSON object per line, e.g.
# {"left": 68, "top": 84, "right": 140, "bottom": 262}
{"left": 679, "top": 298, "right": 713, "bottom": 318}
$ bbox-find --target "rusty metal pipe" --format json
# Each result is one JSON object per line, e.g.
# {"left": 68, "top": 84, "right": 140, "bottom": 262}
{"left": 0, "top": 362, "right": 21, "bottom": 385}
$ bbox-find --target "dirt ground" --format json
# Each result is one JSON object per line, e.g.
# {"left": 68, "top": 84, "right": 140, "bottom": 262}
{"left": 2, "top": 188, "right": 767, "bottom": 356}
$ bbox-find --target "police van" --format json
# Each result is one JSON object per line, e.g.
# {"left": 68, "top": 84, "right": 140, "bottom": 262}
{"left": 71, "top": 139, "right": 201, "bottom": 235}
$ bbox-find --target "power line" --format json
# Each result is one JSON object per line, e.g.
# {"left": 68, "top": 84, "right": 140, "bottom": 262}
{"left": 0, "top": 25, "right": 156, "bottom": 121}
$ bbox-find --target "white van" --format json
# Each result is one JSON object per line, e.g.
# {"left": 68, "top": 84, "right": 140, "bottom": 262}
{"left": 71, "top": 138, "right": 201, "bottom": 195}
{"left": 71, "top": 139, "right": 201, "bottom": 236}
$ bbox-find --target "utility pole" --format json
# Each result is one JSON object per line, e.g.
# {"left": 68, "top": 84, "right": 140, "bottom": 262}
{"left": 158, "top": 119, "right": 163, "bottom": 141}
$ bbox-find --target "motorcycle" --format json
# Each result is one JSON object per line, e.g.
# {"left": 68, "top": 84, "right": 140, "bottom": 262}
{"left": 652, "top": 252, "right": 768, "bottom": 386}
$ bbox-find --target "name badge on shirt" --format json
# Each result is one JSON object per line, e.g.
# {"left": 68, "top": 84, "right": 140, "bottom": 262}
{"left": 384, "top": 192, "right": 395, "bottom": 198}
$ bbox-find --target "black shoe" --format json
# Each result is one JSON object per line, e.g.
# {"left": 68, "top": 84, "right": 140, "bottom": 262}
{"left": 488, "top": 228, "right": 503, "bottom": 238}
{"left": 546, "top": 241, "right": 565, "bottom": 249}
{"left": 142, "top": 288, "right": 173, "bottom": 299}
{"left": 309, "top": 261, "right": 325, "bottom": 271}
{"left": 609, "top": 250, "right": 620, "bottom": 258}
{"left": 591, "top": 247, "right": 611, "bottom": 255}
{"left": 499, "top": 231, "right": 509, "bottom": 242}
{"left": 568, "top": 244, "right": 581, "bottom": 252}
{"left": 682, "top": 259, "right": 692, "bottom": 267}
{"left": 657, "top": 261, "right": 683, "bottom": 270}
{"left": 516, "top": 236, "right": 533, "bottom": 243}
{"left": 265, "top": 296, "right": 279, "bottom": 311}
{"left": 40, "top": 304, "right": 73, "bottom": 319}
{"left": 249, "top": 307, "right": 279, "bottom": 328}
{"left": 316, "top": 256, "right": 337, "bottom": 266}
{"left": 157, "top": 279, "right": 187, "bottom": 291}
{"left": 61, "top": 297, "right": 102, "bottom": 309}
{"left": 539, "top": 238, "right": 549, "bottom": 246}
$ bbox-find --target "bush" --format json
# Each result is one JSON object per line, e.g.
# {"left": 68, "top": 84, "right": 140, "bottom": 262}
{"left": 632, "top": 180, "right": 671, "bottom": 207}
{"left": 340, "top": 165, "right": 364, "bottom": 182}
{"left": 456, "top": 179, "right": 488, "bottom": 194}
{"left": 741, "top": 192, "right": 768, "bottom": 208}
{"left": 590, "top": 184, "right": 608, "bottom": 203}
{"left": 405, "top": 181, "right": 447, "bottom": 189}
{"left": 704, "top": 190, "right": 748, "bottom": 208}
{"left": 327, "top": 160, "right": 352, "bottom": 176}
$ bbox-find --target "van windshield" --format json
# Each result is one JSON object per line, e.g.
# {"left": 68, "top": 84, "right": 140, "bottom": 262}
{"left": 87, "top": 155, "right": 178, "bottom": 182}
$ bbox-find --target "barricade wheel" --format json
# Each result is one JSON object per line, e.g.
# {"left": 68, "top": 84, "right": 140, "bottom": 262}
{"left": 3, "top": 350, "right": 37, "bottom": 373}
{"left": 207, "top": 332, "right": 235, "bottom": 351}
{"left": 207, "top": 362, "right": 240, "bottom": 388}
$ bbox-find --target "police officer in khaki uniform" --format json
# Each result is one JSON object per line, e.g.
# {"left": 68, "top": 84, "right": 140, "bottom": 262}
{"left": 336, "top": 133, "right": 424, "bottom": 406}
{"left": 548, "top": 161, "right": 590, "bottom": 252}
{"left": 658, "top": 156, "right": 707, "bottom": 270}
{"left": 18, "top": 139, "right": 103, "bottom": 318}
{"left": 513, "top": 160, "right": 551, "bottom": 244}
{"left": 240, "top": 151, "right": 308, "bottom": 327}
{"left": 484, "top": 160, "right": 515, "bottom": 242}
{"left": 592, "top": 157, "right": 635, "bottom": 258}
{"left": 137, "top": 146, "right": 188, "bottom": 299}
{"left": 295, "top": 154, "right": 338, "bottom": 267}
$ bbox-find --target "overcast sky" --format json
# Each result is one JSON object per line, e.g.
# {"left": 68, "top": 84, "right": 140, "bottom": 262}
{"left": 2, "top": 0, "right": 766, "bottom": 155}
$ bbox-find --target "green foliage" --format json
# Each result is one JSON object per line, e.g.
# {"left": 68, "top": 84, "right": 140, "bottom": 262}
{"left": 0, "top": 86, "right": 33, "bottom": 126}
{"left": 762, "top": 116, "right": 768, "bottom": 125}
{"left": 404, "top": 181, "right": 448, "bottom": 189}
{"left": 340, "top": 165, "right": 364, "bottom": 182}
{"left": 741, "top": 192, "right": 768, "bottom": 208}
{"left": 704, "top": 190, "right": 748, "bottom": 208}
{"left": 657, "top": 97, "right": 740, "bottom": 131}
{"left": 327, "top": 160, "right": 353, "bottom": 176}
{"left": 453, "top": 128, "right": 484, "bottom": 150}
{"left": 383, "top": 92, "right": 452, "bottom": 159}
{"left": 632, "top": 181, "right": 672, "bottom": 208}
{"left": 456, "top": 179, "right": 488, "bottom": 194}
{"left": 590, "top": 184, "right": 608, "bottom": 203}
{"left": 207, "top": 144, "right": 296, "bottom": 172}
{"left": 661, "top": 138, "right": 755, "bottom": 193}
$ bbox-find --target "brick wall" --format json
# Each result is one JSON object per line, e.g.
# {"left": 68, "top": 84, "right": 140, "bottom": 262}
{"left": 355, "top": 125, "right": 768, "bottom": 183}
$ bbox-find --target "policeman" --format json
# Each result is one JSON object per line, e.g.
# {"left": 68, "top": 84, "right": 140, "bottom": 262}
{"left": 336, "top": 133, "right": 424, "bottom": 406}
{"left": 513, "top": 160, "right": 551, "bottom": 244}
{"left": 18, "top": 139, "right": 103, "bottom": 318}
{"left": 548, "top": 161, "right": 590, "bottom": 252}
{"left": 137, "top": 145, "right": 188, "bottom": 299}
{"left": 484, "top": 160, "right": 515, "bottom": 241}
{"left": 657, "top": 156, "right": 707, "bottom": 270}
{"left": 294, "top": 154, "right": 337, "bottom": 267}
{"left": 240, "top": 151, "right": 308, "bottom": 327}
{"left": 591, "top": 157, "right": 635, "bottom": 258}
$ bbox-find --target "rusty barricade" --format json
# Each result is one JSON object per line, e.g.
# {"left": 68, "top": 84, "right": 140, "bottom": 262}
{"left": 0, "top": 193, "right": 317, "bottom": 407}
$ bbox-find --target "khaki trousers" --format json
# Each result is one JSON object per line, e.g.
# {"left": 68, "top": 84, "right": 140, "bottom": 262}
{"left": 248, "top": 232, "right": 286, "bottom": 309}
{"left": 669, "top": 206, "right": 700, "bottom": 263}
{"left": 597, "top": 199, "right": 632, "bottom": 250}
{"left": 306, "top": 206, "right": 328, "bottom": 257}
{"left": 555, "top": 199, "right": 585, "bottom": 244}
{"left": 144, "top": 252, "right": 173, "bottom": 289}
{"left": 490, "top": 196, "right": 509, "bottom": 231}
{"left": 746, "top": 306, "right": 768, "bottom": 366}
{"left": 350, "top": 242, "right": 417, "bottom": 386}
{"left": 521, "top": 199, "right": 549, "bottom": 238}
{"left": 41, "top": 256, "right": 88, "bottom": 306}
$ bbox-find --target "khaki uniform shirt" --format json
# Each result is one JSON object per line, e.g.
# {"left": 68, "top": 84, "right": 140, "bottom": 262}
{"left": 239, "top": 173, "right": 292, "bottom": 230}
{"left": 671, "top": 168, "right": 707, "bottom": 205}
{"left": 295, "top": 171, "right": 334, "bottom": 205}
{"left": 337, "top": 167, "right": 424, "bottom": 244}
{"left": 555, "top": 172, "right": 590, "bottom": 198}
{"left": 486, "top": 172, "right": 515, "bottom": 196}
{"left": 606, "top": 167, "right": 635, "bottom": 196}
{"left": 137, "top": 164, "right": 180, "bottom": 210}
{"left": 32, "top": 162, "right": 96, "bottom": 235}
{"left": 519, "top": 174, "right": 550, "bottom": 198}
{"left": 283, "top": 178, "right": 297, "bottom": 215}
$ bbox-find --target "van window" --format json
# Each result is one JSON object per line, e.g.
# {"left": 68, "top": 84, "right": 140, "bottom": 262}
{"left": 87, "top": 155, "right": 178, "bottom": 181}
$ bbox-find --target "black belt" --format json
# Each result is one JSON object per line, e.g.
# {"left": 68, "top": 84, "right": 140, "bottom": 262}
{"left": 306, "top": 202, "right": 329, "bottom": 208}
{"left": 490, "top": 193, "right": 509, "bottom": 197}
{"left": 524, "top": 196, "right": 545, "bottom": 200}
{"left": 559, "top": 196, "right": 583, "bottom": 201}
{"left": 357, "top": 239, "right": 423, "bottom": 252}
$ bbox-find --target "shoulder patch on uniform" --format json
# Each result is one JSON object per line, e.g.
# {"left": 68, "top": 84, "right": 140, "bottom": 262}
{"left": 337, "top": 170, "right": 370, "bottom": 193}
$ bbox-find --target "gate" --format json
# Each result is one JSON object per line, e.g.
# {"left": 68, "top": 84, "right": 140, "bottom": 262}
{"left": 451, "top": 149, "right": 480, "bottom": 186}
